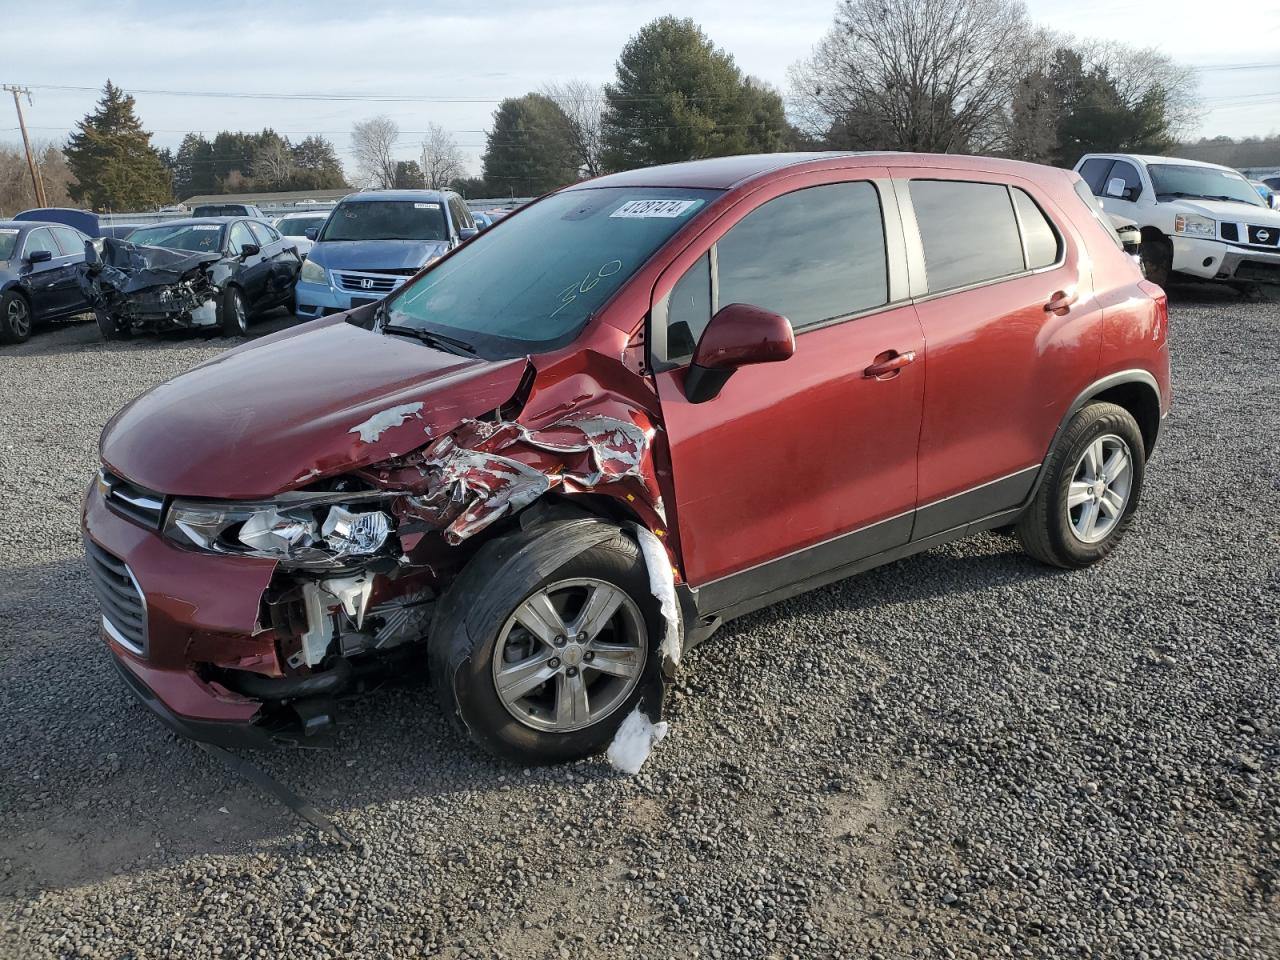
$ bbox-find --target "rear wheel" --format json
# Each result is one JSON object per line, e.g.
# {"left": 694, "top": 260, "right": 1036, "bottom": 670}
{"left": 0, "top": 290, "right": 32, "bottom": 344}
{"left": 219, "top": 285, "right": 248, "bottom": 337}
{"left": 1016, "top": 402, "right": 1145, "bottom": 569}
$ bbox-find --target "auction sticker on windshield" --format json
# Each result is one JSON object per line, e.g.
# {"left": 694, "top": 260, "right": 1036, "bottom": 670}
{"left": 192, "top": 225, "right": 220, "bottom": 231}
{"left": 610, "top": 199, "right": 702, "bottom": 219}
{"left": 414, "top": 203, "right": 441, "bottom": 209}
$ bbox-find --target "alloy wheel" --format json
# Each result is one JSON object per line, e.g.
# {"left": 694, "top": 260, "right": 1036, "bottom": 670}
{"left": 492, "top": 577, "right": 647, "bottom": 733}
{"left": 1066, "top": 434, "right": 1133, "bottom": 543}
{"left": 6, "top": 296, "right": 30, "bottom": 338}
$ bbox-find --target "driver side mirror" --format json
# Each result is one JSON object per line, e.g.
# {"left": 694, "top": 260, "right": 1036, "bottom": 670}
{"left": 458, "top": 226, "right": 479, "bottom": 241}
{"left": 239, "top": 243, "right": 260, "bottom": 259}
{"left": 1105, "top": 177, "right": 1139, "bottom": 201}
{"left": 26, "top": 249, "right": 52, "bottom": 264}
{"left": 684, "top": 302, "right": 795, "bottom": 404}
{"left": 304, "top": 227, "right": 319, "bottom": 241}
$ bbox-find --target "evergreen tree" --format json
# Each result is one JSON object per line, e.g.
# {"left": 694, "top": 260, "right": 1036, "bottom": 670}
{"left": 481, "top": 94, "right": 579, "bottom": 196}
{"left": 64, "top": 80, "right": 172, "bottom": 210}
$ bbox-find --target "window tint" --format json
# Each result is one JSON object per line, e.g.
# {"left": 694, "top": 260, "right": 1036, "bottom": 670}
{"left": 910, "top": 180, "right": 1024, "bottom": 293}
{"left": 23, "top": 228, "right": 59, "bottom": 259}
{"left": 228, "top": 221, "right": 256, "bottom": 254}
{"left": 1077, "top": 158, "right": 1114, "bottom": 195}
{"left": 1105, "top": 161, "right": 1142, "bottom": 199}
{"left": 665, "top": 253, "right": 712, "bottom": 362}
{"left": 247, "top": 221, "right": 275, "bottom": 246}
{"left": 1011, "top": 189, "right": 1061, "bottom": 269}
{"left": 716, "top": 182, "right": 887, "bottom": 331}
{"left": 51, "top": 226, "right": 87, "bottom": 257}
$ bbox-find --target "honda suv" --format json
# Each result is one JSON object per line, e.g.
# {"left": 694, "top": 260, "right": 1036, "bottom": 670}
{"left": 83, "top": 153, "right": 1171, "bottom": 762}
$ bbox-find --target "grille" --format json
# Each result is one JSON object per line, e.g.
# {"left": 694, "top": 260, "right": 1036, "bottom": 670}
{"left": 335, "top": 270, "right": 409, "bottom": 294}
{"left": 99, "top": 468, "right": 165, "bottom": 529}
{"left": 1220, "top": 223, "right": 1239, "bottom": 242}
{"left": 1246, "top": 224, "right": 1279, "bottom": 248}
{"left": 85, "top": 539, "right": 148, "bottom": 656}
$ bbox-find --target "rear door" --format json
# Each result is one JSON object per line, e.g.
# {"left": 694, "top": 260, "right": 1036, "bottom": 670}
{"left": 651, "top": 168, "right": 925, "bottom": 610}
{"left": 248, "top": 220, "right": 298, "bottom": 304}
{"left": 897, "top": 169, "right": 1103, "bottom": 536}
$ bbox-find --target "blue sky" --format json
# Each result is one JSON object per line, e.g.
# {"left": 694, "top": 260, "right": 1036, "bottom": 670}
{"left": 1, "top": 0, "right": 1275, "bottom": 177}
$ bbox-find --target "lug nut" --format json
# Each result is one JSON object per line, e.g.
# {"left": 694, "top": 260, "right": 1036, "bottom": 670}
{"left": 554, "top": 635, "right": 566, "bottom": 647}
{"left": 584, "top": 651, "right": 595, "bottom": 662}
{"left": 567, "top": 667, "right": 579, "bottom": 677}
{"left": 549, "top": 657, "right": 560, "bottom": 669}
{"left": 575, "top": 633, "right": 586, "bottom": 642}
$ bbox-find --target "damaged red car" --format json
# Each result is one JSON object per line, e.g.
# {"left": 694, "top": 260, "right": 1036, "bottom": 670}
{"left": 83, "top": 152, "right": 1171, "bottom": 761}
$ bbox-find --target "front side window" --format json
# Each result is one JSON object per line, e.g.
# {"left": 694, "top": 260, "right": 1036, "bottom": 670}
{"left": 1104, "top": 161, "right": 1143, "bottom": 199}
{"left": 1011, "top": 189, "right": 1062, "bottom": 269}
{"left": 228, "top": 221, "right": 256, "bottom": 254}
{"left": 385, "top": 187, "right": 719, "bottom": 359}
{"left": 910, "top": 180, "right": 1024, "bottom": 293}
{"left": 665, "top": 253, "right": 712, "bottom": 361}
{"left": 716, "top": 182, "right": 888, "bottom": 331}
{"left": 320, "top": 200, "right": 449, "bottom": 242}
{"left": 128, "top": 223, "right": 225, "bottom": 253}
{"left": 1148, "top": 163, "right": 1263, "bottom": 207}
{"left": 23, "top": 228, "right": 60, "bottom": 259}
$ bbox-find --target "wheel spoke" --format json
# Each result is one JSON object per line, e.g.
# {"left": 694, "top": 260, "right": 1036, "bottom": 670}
{"left": 555, "top": 670, "right": 590, "bottom": 726}
{"left": 1082, "top": 439, "right": 1104, "bottom": 480}
{"left": 1099, "top": 489, "right": 1125, "bottom": 518}
{"left": 1103, "top": 447, "right": 1129, "bottom": 481}
{"left": 1067, "top": 481, "right": 1093, "bottom": 508}
{"left": 1078, "top": 499, "right": 1100, "bottom": 537}
{"left": 512, "top": 591, "right": 568, "bottom": 646}
{"left": 571, "top": 582, "right": 624, "bottom": 642}
{"left": 586, "top": 641, "right": 641, "bottom": 679}
{"left": 495, "top": 651, "right": 557, "bottom": 700}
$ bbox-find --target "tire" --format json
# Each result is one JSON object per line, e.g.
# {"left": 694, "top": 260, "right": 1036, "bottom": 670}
{"left": 1140, "top": 235, "right": 1172, "bottom": 287}
{"left": 219, "top": 285, "right": 248, "bottom": 337}
{"left": 1016, "top": 402, "right": 1146, "bottom": 569}
{"left": 430, "top": 521, "right": 666, "bottom": 763}
{"left": 0, "top": 290, "right": 33, "bottom": 344}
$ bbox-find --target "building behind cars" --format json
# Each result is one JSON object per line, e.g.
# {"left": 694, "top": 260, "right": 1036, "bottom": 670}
{"left": 1074, "top": 153, "right": 1280, "bottom": 286}
{"left": 293, "top": 189, "right": 478, "bottom": 320}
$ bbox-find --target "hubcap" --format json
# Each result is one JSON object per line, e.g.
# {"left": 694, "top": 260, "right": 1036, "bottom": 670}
{"left": 7, "top": 298, "right": 29, "bottom": 337}
{"left": 1067, "top": 434, "right": 1133, "bottom": 544}
{"left": 492, "top": 577, "right": 646, "bottom": 733}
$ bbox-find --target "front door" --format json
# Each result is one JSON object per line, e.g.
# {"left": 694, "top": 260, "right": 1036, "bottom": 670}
{"left": 651, "top": 171, "right": 925, "bottom": 612}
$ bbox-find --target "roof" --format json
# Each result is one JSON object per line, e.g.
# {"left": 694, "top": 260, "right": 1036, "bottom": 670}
{"left": 1084, "top": 153, "right": 1235, "bottom": 171}
{"left": 0, "top": 220, "right": 39, "bottom": 230}
{"left": 180, "top": 188, "right": 351, "bottom": 205}
{"left": 337, "top": 189, "right": 450, "bottom": 202}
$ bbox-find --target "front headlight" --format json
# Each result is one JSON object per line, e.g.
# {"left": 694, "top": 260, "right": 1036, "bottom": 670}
{"left": 163, "top": 492, "right": 393, "bottom": 569}
{"left": 299, "top": 258, "right": 327, "bottom": 284}
{"left": 1173, "top": 214, "right": 1216, "bottom": 238}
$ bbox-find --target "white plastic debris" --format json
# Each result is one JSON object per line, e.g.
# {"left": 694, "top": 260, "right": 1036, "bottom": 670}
{"left": 633, "top": 523, "right": 681, "bottom": 666}
{"left": 607, "top": 706, "right": 669, "bottom": 775}
{"left": 348, "top": 402, "right": 424, "bottom": 443}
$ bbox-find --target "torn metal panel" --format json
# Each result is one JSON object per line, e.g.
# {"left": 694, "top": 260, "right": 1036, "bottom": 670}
{"left": 633, "top": 523, "right": 682, "bottom": 668}
{"left": 348, "top": 402, "right": 426, "bottom": 444}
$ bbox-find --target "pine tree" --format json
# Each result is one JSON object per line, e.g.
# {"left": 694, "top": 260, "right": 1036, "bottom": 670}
{"left": 64, "top": 81, "right": 172, "bottom": 211}
{"left": 482, "top": 94, "right": 579, "bottom": 196}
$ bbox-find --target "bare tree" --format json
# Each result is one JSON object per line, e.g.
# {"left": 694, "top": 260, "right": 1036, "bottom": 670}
{"left": 0, "top": 141, "right": 75, "bottom": 216}
{"left": 1074, "top": 40, "right": 1201, "bottom": 139}
{"left": 350, "top": 116, "right": 400, "bottom": 189}
{"left": 251, "top": 138, "right": 295, "bottom": 187}
{"left": 543, "top": 79, "right": 605, "bottom": 177}
{"left": 419, "top": 123, "right": 464, "bottom": 189}
{"left": 788, "top": 0, "right": 1035, "bottom": 153}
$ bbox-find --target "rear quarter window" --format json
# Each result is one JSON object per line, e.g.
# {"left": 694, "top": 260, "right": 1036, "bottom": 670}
{"left": 1011, "top": 189, "right": 1062, "bottom": 269}
{"left": 909, "top": 180, "right": 1024, "bottom": 293}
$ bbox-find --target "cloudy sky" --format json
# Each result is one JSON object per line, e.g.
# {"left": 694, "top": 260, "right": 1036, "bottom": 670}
{"left": 1, "top": 0, "right": 1275, "bottom": 180}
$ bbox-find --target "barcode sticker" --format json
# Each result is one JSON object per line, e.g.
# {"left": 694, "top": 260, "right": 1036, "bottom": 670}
{"left": 610, "top": 199, "right": 701, "bottom": 219}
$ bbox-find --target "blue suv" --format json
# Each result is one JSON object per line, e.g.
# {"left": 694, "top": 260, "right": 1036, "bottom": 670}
{"left": 294, "top": 190, "right": 478, "bottom": 319}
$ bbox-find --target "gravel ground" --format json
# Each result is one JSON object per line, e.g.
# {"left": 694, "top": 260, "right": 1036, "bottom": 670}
{"left": 1, "top": 289, "right": 1277, "bottom": 959}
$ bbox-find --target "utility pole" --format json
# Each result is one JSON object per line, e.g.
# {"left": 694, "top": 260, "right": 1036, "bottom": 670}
{"left": 4, "top": 85, "right": 48, "bottom": 208}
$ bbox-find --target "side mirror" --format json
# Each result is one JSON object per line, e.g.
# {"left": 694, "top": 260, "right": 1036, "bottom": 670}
{"left": 684, "top": 302, "right": 795, "bottom": 404}
{"left": 304, "top": 227, "right": 319, "bottom": 241}
{"left": 1105, "top": 177, "right": 1134, "bottom": 200}
{"left": 458, "top": 226, "right": 479, "bottom": 241}
{"left": 239, "top": 243, "right": 260, "bottom": 258}
{"left": 26, "top": 249, "right": 53, "bottom": 264}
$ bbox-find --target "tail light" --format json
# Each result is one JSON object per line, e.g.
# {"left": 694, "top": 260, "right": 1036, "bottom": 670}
{"left": 1137, "top": 279, "right": 1168, "bottom": 344}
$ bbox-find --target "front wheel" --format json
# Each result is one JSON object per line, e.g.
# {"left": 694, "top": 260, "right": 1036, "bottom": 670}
{"left": 430, "top": 523, "right": 666, "bottom": 763}
{"left": 0, "top": 290, "right": 32, "bottom": 344}
{"left": 219, "top": 285, "right": 248, "bottom": 337}
{"left": 1016, "top": 402, "right": 1146, "bottom": 569}
{"left": 1140, "top": 235, "right": 1173, "bottom": 287}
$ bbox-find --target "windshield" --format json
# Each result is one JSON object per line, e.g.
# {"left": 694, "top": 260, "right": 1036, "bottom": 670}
{"left": 384, "top": 187, "right": 720, "bottom": 359}
{"left": 277, "top": 215, "right": 327, "bottom": 237}
{"left": 1149, "top": 164, "right": 1263, "bottom": 207}
{"left": 0, "top": 228, "right": 18, "bottom": 260}
{"left": 127, "top": 223, "right": 225, "bottom": 253}
{"left": 319, "top": 200, "right": 448, "bottom": 242}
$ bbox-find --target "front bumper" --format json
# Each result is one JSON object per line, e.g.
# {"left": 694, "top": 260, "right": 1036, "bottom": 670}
{"left": 1171, "top": 236, "right": 1280, "bottom": 281}
{"left": 293, "top": 279, "right": 356, "bottom": 320}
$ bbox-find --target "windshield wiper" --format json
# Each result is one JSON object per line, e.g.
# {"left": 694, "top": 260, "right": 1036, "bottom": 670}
{"left": 382, "top": 323, "right": 476, "bottom": 356}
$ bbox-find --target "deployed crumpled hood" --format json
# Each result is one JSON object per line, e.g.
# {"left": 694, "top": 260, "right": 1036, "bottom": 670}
{"left": 308, "top": 238, "right": 449, "bottom": 272}
{"left": 1174, "top": 198, "right": 1280, "bottom": 225}
{"left": 82, "top": 238, "right": 222, "bottom": 295}
{"left": 100, "top": 318, "right": 528, "bottom": 498}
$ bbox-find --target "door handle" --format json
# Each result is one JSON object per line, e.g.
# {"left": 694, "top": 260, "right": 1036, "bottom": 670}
{"left": 1044, "top": 290, "right": 1077, "bottom": 315}
{"left": 863, "top": 350, "right": 916, "bottom": 379}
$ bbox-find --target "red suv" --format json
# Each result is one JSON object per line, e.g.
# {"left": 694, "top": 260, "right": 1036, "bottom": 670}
{"left": 83, "top": 153, "right": 1171, "bottom": 762}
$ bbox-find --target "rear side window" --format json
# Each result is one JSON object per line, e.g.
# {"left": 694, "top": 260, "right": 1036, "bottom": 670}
{"left": 716, "top": 182, "right": 888, "bottom": 332}
{"left": 248, "top": 221, "right": 277, "bottom": 246}
{"left": 1077, "top": 158, "right": 1114, "bottom": 195}
{"left": 910, "top": 180, "right": 1024, "bottom": 293}
{"left": 1011, "top": 189, "right": 1061, "bottom": 269}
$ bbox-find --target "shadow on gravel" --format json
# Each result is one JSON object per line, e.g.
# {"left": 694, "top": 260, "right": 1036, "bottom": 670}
{"left": 3, "top": 309, "right": 301, "bottom": 359}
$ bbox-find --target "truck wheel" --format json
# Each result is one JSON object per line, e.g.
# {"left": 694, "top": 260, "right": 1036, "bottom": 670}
{"left": 0, "top": 290, "right": 32, "bottom": 344}
{"left": 1016, "top": 402, "right": 1146, "bottom": 569}
{"left": 430, "top": 521, "right": 666, "bottom": 763}
{"left": 1140, "top": 235, "right": 1173, "bottom": 287}
{"left": 219, "top": 286, "right": 248, "bottom": 337}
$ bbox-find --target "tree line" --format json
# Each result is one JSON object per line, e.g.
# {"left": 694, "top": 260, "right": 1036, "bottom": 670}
{"left": 4, "top": 2, "right": 1210, "bottom": 213}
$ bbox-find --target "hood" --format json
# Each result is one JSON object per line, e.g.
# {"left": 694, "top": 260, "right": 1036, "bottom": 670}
{"left": 308, "top": 238, "right": 449, "bottom": 272}
{"left": 100, "top": 318, "right": 528, "bottom": 498}
{"left": 83, "top": 238, "right": 223, "bottom": 295}
{"left": 1174, "top": 198, "right": 1280, "bottom": 225}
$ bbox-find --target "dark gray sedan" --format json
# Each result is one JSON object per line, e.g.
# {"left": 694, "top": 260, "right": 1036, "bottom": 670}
{"left": 0, "top": 220, "right": 93, "bottom": 344}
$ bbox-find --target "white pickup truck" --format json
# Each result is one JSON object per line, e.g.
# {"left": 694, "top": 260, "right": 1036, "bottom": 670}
{"left": 1073, "top": 153, "right": 1280, "bottom": 288}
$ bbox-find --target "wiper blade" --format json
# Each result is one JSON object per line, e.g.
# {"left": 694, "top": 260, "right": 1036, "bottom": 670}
{"left": 382, "top": 323, "right": 476, "bottom": 355}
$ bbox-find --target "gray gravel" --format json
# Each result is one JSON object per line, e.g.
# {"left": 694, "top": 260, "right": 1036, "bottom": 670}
{"left": 1, "top": 289, "right": 1278, "bottom": 959}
